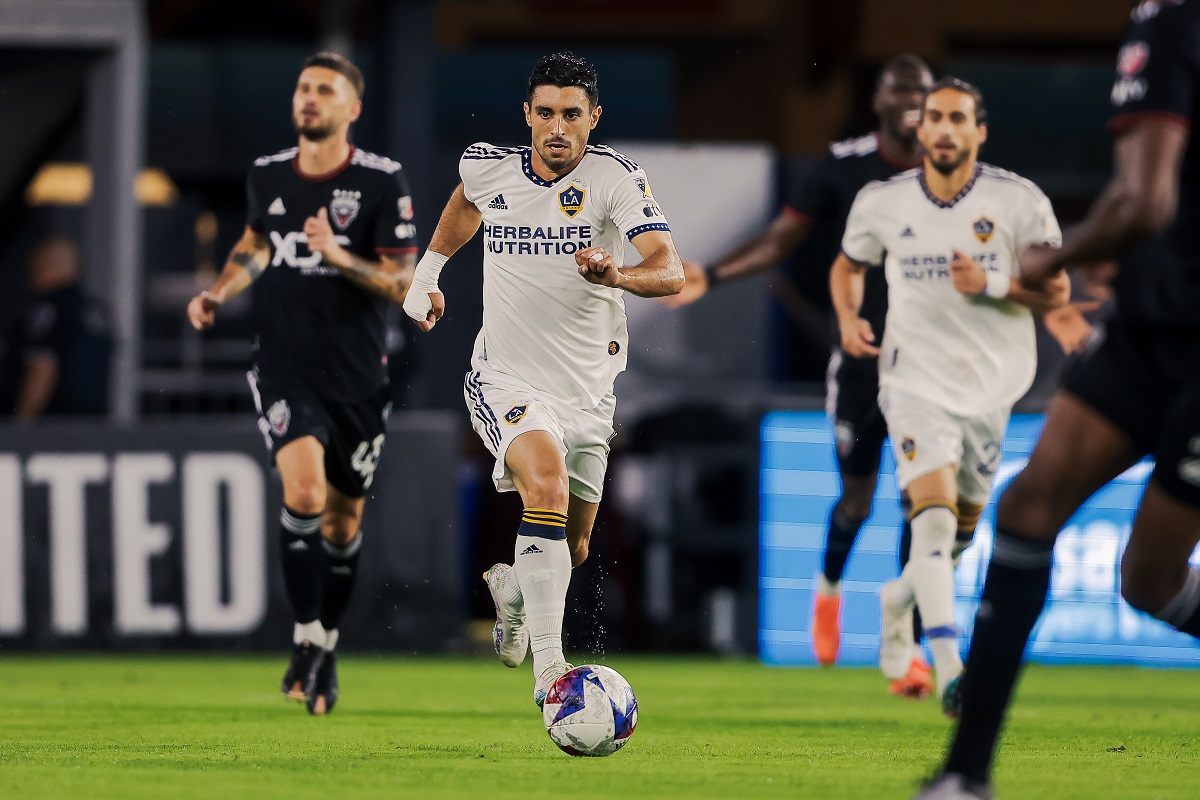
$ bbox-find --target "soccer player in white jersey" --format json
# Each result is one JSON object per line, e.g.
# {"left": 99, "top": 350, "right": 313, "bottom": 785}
{"left": 402, "top": 51, "right": 684, "bottom": 706}
{"left": 829, "top": 77, "right": 1070, "bottom": 712}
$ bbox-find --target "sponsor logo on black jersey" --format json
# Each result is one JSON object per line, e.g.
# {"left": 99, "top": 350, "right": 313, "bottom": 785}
{"left": 504, "top": 404, "right": 528, "bottom": 425}
{"left": 900, "top": 436, "right": 917, "bottom": 462}
{"left": 608, "top": 341, "right": 620, "bottom": 356}
{"left": 558, "top": 184, "right": 586, "bottom": 218}
{"left": 397, "top": 196, "right": 414, "bottom": 220}
{"left": 330, "top": 189, "right": 362, "bottom": 229}
{"left": 973, "top": 217, "right": 995, "bottom": 243}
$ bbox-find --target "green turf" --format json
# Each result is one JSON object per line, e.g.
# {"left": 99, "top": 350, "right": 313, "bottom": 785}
{"left": 0, "top": 655, "right": 1194, "bottom": 799}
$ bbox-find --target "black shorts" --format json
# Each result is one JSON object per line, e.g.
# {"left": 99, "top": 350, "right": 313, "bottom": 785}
{"left": 825, "top": 349, "right": 889, "bottom": 477}
{"left": 1062, "top": 320, "right": 1200, "bottom": 507}
{"left": 248, "top": 369, "right": 391, "bottom": 498}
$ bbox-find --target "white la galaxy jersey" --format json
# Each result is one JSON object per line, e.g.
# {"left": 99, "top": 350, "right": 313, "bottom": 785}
{"left": 841, "top": 163, "right": 1062, "bottom": 416}
{"left": 459, "top": 142, "right": 670, "bottom": 407}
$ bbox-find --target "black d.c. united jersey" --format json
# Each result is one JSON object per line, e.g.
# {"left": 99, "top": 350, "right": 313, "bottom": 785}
{"left": 784, "top": 133, "right": 915, "bottom": 338}
{"left": 246, "top": 146, "right": 417, "bottom": 401}
{"left": 1109, "top": 0, "right": 1200, "bottom": 327}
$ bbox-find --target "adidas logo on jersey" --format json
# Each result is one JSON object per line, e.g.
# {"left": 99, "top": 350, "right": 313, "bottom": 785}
{"left": 268, "top": 197, "right": 286, "bottom": 215}
{"left": 487, "top": 194, "right": 508, "bottom": 210}
{"left": 519, "top": 543, "right": 543, "bottom": 556}
{"left": 899, "top": 226, "right": 915, "bottom": 238}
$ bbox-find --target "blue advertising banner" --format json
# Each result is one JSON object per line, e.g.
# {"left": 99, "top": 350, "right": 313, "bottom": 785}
{"left": 760, "top": 411, "right": 1200, "bottom": 667}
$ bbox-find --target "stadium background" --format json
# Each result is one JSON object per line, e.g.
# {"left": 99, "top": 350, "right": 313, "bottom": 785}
{"left": 0, "top": 0, "right": 1194, "bottom": 671}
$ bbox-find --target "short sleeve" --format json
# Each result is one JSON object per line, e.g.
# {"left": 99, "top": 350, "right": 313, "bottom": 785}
{"left": 1016, "top": 188, "right": 1062, "bottom": 249}
{"left": 245, "top": 171, "right": 263, "bottom": 232}
{"left": 459, "top": 143, "right": 493, "bottom": 205}
{"left": 609, "top": 169, "right": 670, "bottom": 241}
{"left": 782, "top": 154, "right": 835, "bottom": 224}
{"left": 840, "top": 189, "right": 885, "bottom": 266}
{"left": 1109, "top": 4, "right": 1198, "bottom": 134}
{"left": 374, "top": 168, "right": 418, "bottom": 254}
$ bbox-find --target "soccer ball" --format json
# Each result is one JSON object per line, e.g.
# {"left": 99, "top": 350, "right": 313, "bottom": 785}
{"left": 542, "top": 664, "right": 638, "bottom": 757}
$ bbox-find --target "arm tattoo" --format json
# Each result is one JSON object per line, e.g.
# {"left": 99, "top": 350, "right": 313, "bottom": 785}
{"left": 337, "top": 252, "right": 409, "bottom": 305}
{"left": 231, "top": 249, "right": 265, "bottom": 281}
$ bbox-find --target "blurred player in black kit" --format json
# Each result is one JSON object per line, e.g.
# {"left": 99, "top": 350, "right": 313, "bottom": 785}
{"left": 667, "top": 54, "right": 938, "bottom": 695}
{"left": 921, "top": 1, "right": 1200, "bottom": 797}
{"left": 187, "top": 52, "right": 417, "bottom": 715}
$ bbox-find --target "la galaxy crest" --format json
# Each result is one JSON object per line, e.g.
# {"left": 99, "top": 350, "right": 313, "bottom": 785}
{"left": 900, "top": 436, "right": 917, "bottom": 462}
{"left": 558, "top": 184, "right": 586, "bottom": 218}
{"left": 331, "top": 189, "right": 362, "bottom": 229}
{"left": 608, "top": 340, "right": 621, "bottom": 356}
{"left": 973, "top": 217, "right": 995, "bottom": 243}
{"left": 504, "top": 403, "right": 529, "bottom": 425}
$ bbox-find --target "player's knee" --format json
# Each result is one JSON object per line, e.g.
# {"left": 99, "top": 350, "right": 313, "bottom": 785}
{"left": 835, "top": 496, "right": 872, "bottom": 525}
{"left": 284, "top": 480, "right": 326, "bottom": 516}
{"left": 1119, "top": 550, "right": 1171, "bottom": 614}
{"left": 995, "top": 476, "right": 1066, "bottom": 539}
{"left": 322, "top": 516, "right": 360, "bottom": 548}
{"left": 521, "top": 470, "right": 569, "bottom": 511}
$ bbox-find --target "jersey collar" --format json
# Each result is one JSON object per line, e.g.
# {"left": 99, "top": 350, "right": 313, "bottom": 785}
{"left": 521, "top": 148, "right": 575, "bottom": 187}
{"left": 292, "top": 145, "right": 355, "bottom": 182}
{"left": 918, "top": 162, "right": 981, "bottom": 209}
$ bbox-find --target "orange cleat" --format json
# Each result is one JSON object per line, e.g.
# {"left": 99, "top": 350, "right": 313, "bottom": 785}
{"left": 811, "top": 592, "right": 841, "bottom": 666}
{"left": 888, "top": 656, "right": 934, "bottom": 699}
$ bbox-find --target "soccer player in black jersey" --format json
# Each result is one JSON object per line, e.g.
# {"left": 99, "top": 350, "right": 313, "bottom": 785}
{"left": 186, "top": 52, "right": 417, "bottom": 716}
{"left": 667, "top": 54, "right": 939, "bottom": 693}
{"left": 921, "top": 2, "right": 1200, "bottom": 797}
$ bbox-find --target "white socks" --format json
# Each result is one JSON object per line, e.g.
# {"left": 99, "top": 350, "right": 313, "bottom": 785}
{"left": 293, "top": 620, "right": 325, "bottom": 647}
{"left": 513, "top": 534, "right": 572, "bottom": 676}
{"left": 904, "top": 505, "right": 962, "bottom": 688}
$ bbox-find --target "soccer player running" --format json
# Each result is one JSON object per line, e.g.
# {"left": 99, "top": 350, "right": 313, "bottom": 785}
{"left": 402, "top": 52, "right": 684, "bottom": 707}
{"left": 668, "top": 55, "right": 939, "bottom": 690}
{"left": 923, "top": 2, "right": 1200, "bottom": 797}
{"left": 830, "top": 78, "right": 1070, "bottom": 713}
{"left": 186, "top": 52, "right": 417, "bottom": 715}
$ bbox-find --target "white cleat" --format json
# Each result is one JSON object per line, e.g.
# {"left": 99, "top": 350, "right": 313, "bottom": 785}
{"left": 879, "top": 578, "right": 915, "bottom": 681}
{"left": 483, "top": 563, "right": 528, "bottom": 668}
{"left": 911, "top": 773, "right": 994, "bottom": 799}
{"left": 533, "top": 660, "right": 574, "bottom": 710}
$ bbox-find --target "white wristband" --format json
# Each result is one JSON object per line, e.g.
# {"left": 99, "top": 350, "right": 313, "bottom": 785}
{"left": 983, "top": 270, "right": 1010, "bottom": 300}
{"left": 403, "top": 250, "right": 448, "bottom": 322}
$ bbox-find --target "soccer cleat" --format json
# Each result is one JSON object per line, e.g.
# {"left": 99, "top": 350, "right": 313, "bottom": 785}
{"left": 281, "top": 640, "right": 325, "bottom": 701}
{"left": 888, "top": 656, "right": 934, "bottom": 700}
{"left": 811, "top": 592, "right": 842, "bottom": 666}
{"left": 483, "top": 563, "right": 529, "bottom": 668}
{"left": 307, "top": 651, "right": 339, "bottom": 716}
{"left": 941, "top": 672, "right": 965, "bottom": 719}
{"left": 879, "top": 578, "right": 915, "bottom": 680}
{"left": 533, "top": 660, "right": 574, "bottom": 710}
{"left": 911, "top": 773, "right": 994, "bottom": 799}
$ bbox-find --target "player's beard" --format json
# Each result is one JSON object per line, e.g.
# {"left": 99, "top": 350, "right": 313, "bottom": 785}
{"left": 929, "top": 147, "right": 971, "bottom": 176}
{"left": 537, "top": 138, "right": 576, "bottom": 172}
{"left": 295, "top": 117, "right": 336, "bottom": 142}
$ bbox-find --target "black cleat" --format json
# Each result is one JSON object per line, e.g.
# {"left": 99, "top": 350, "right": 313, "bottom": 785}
{"left": 306, "top": 651, "right": 339, "bottom": 715}
{"left": 281, "top": 641, "right": 325, "bottom": 701}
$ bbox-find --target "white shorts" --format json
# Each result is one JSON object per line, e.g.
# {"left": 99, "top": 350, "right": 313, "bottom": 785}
{"left": 463, "top": 369, "right": 616, "bottom": 504}
{"left": 878, "top": 384, "right": 1010, "bottom": 505}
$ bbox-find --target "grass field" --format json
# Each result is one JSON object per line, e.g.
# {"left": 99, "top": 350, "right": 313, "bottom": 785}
{"left": 0, "top": 655, "right": 1194, "bottom": 800}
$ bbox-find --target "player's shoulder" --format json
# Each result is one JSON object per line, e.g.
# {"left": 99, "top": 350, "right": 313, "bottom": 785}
{"left": 251, "top": 147, "right": 299, "bottom": 170}
{"left": 827, "top": 133, "right": 879, "bottom": 160}
{"left": 349, "top": 147, "right": 404, "bottom": 176}
{"left": 856, "top": 167, "right": 920, "bottom": 199}
{"left": 584, "top": 143, "right": 642, "bottom": 175}
{"left": 462, "top": 142, "right": 526, "bottom": 162}
{"left": 977, "top": 163, "right": 1049, "bottom": 201}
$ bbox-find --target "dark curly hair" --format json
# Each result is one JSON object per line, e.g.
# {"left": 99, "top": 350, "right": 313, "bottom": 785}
{"left": 527, "top": 51, "right": 599, "bottom": 108}
{"left": 924, "top": 76, "right": 987, "bottom": 125}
